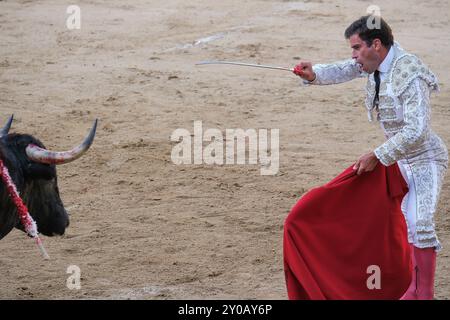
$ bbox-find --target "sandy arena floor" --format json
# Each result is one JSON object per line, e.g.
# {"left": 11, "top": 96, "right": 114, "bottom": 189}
{"left": 0, "top": 0, "right": 449, "bottom": 299}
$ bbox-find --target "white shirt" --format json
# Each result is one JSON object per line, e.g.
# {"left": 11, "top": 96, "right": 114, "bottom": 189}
{"left": 377, "top": 45, "right": 395, "bottom": 81}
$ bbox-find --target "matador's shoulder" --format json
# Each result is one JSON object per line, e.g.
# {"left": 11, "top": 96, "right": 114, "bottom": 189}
{"left": 389, "top": 52, "right": 439, "bottom": 96}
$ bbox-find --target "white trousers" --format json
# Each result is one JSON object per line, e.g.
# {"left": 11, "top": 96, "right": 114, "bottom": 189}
{"left": 397, "top": 160, "right": 446, "bottom": 251}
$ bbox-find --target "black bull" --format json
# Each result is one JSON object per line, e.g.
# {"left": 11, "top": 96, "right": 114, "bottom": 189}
{"left": 0, "top": 115, "right": 97, "bottom": 240}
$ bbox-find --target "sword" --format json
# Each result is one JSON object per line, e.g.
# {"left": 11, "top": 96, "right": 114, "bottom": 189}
{"left": 196, "top": 60, "right": 293, "bottom": 72}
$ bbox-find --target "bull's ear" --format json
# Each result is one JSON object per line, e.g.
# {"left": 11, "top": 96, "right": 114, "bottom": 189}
{"left": 25, "top": 163, "right": 56, "bottom": 180}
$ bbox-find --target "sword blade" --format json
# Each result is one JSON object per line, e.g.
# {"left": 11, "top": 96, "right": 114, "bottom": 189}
{"left": 196, "top": 60, "right": 293, "bottom": 72}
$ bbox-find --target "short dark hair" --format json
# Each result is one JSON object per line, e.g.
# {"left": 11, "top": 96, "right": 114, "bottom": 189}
{"left": 344, "top": 15, "right": 394, "bottom": 48}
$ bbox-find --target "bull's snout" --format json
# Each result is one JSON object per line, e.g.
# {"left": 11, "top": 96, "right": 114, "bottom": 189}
{"left": 52, "top": 212, "right": 70, "bottom": 236}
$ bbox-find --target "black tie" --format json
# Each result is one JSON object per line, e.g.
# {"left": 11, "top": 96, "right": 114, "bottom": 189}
{"left": 373, "top": 70, "right": 380, "bottom": 110}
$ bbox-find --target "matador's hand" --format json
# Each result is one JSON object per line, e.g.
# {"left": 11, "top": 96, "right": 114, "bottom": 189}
{"left": 293, "top": 61, "right": 316, "bottom": 82}
{"left": 353, "top": 151, "right": 380, "bottom": 175}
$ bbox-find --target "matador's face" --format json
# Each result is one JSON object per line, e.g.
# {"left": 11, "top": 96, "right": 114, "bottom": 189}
{"left": 348, "top": 34, "right": 381, "bottom": 74}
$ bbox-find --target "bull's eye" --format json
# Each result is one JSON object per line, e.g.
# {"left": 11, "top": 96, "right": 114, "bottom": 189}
{"left": 25, "top": 163, "right": 56, "bottom": 180}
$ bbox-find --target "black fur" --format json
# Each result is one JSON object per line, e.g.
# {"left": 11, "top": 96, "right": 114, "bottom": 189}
{"left": 0, "top": 134, "right": 69, "bottom": 240}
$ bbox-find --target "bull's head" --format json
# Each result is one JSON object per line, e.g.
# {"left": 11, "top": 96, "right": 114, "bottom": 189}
{"left": 0, "top": 115, "right": 97, "bottom": 237}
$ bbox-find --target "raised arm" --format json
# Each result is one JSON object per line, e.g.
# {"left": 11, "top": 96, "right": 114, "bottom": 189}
{"left": 293, "top": 59, "right": 364, "bottom": 85}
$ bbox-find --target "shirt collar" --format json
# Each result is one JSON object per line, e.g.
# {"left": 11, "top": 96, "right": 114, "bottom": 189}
{"left": 377, "top": 45, "right": 394, "bottom": 73}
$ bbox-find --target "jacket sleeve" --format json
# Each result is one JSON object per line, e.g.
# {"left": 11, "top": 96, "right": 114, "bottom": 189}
{"left": 374, "top": 78, "right": 431, "bottom": 166}
{"left": 303, "top": 59, "right": 364, "bottom": 85}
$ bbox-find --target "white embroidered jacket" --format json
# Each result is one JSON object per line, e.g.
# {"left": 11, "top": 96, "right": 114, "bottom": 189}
{"left": 305, "top": 42, "right": 448, "bottom": 168}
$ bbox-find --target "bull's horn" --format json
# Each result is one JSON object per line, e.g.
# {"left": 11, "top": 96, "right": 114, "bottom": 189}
{"left": 26, "top": 119, "right": 98, "bottom": 165}
{"left": 0, "top": 114, "right": 13, "bottom": 137}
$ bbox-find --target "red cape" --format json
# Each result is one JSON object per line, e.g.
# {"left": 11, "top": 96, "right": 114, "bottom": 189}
{"left": 283, "top": 163, "right": 412, "bottom": 300}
